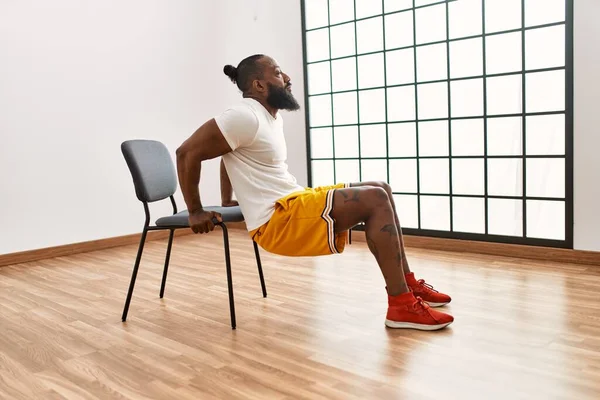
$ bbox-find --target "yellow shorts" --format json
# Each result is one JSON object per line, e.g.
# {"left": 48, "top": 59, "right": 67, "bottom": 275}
{"left": 250, "top": 183, "right": 349, "bottom": 257}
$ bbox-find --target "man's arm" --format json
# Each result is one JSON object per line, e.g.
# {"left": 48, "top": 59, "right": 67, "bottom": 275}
{"left": 176, "top": 118, "right": 232, "bottom": 233}
{"left": 220, "top": 159, "right": 238, "bottom": 207}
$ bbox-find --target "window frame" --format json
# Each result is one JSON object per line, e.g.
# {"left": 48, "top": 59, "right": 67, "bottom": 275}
{"left": 300, "top": 0, "right": 574, "bottom": 248}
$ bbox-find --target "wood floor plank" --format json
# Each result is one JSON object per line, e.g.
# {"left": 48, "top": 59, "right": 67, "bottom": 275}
{"left": 1, "top": 230, "right": 600, "bottom": 399}
{"left": 34, "top": 369, "right": 100, "bottom": 400}
{"left": 0, "top": 350, "right": 57, "bottom": 400}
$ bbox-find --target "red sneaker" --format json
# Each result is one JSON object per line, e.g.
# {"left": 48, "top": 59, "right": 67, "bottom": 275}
{"left": 405, "top": 272, "right": 451, "bottom": 307}
{"left": 385, "top": 291, "right": 454, "bottom": 330}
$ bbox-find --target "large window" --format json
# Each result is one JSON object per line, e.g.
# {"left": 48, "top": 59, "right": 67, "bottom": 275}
{"left": 301, "top": 0, "right": 573, "bottom": 247}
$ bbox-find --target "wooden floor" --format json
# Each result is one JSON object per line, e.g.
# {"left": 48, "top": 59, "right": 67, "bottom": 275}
{"left": 1, "top": 230, "right": 600, "bottom": 400}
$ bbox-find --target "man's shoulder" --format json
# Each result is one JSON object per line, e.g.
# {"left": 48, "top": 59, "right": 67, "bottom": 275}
{"left": 213, "top": 100, "right": 261, "bottom": 149}
{"left": 217, "top": 98, "right": 282, "bottom": 132}
{"left": 221, "top": 98, "right": 255, "bottom": 114}
{"left": 216, "top": 99, "right": 258, "bottom": 123}
{"left": 229, "top": 98, "right": 260, "bottom": 113}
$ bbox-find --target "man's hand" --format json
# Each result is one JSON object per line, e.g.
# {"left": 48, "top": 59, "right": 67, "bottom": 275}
{"left": 188, "top": 209, "right": 223, "bottom": 234}
{"left": 221, "top": 200, "right": 239, "bottom": 207}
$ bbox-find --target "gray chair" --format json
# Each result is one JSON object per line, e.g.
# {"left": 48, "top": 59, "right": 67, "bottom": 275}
{"left": 120, "top": 139, "right": 266, "bottom": 329}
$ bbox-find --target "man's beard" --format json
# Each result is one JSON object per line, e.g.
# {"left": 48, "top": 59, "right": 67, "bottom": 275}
{"left": 266, "top": 83, "right": 301, "bottom": 111}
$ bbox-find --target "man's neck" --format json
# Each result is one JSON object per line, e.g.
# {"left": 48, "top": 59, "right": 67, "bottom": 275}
{"left": 244, "top": 94, "right": 278, "bottom": 118}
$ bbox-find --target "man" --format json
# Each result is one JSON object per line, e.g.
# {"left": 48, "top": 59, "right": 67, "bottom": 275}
{"left": 176, "top": 54, "right": 454, "bottom": 330}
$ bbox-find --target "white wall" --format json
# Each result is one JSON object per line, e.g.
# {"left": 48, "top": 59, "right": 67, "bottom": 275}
{"left": 3, "top": 0, "right": 595, "bottom": 254}
{"left": 573, "top": 0, "right": 600, "bottom": 251}
{"left": 0, "top": 0, "right": 307, "bottom": 254}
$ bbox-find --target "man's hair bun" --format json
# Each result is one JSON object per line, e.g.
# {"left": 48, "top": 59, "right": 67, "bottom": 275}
{"left": 223, "top": 65, "right": 237, "bottom": 83}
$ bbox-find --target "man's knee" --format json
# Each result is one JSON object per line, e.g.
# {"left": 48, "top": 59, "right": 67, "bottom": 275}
{"left": 375, "top": 181, "right": 392, "bottom": 195}
{"left": 357, "top": 180, "right": 392, "bottom": 195}
{"left": 363, "top": 186, "right": 391, "bottom": 208}
{"left": 351, "top": 180, "right": 393, "bottom": 194}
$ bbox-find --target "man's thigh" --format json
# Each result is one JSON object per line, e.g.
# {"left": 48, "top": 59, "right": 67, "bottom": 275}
{"left": 330, "top": 184, "right": 392, "bottom": 233}
{"left": 348, "top": 181, "right": 390, "bottom": 192}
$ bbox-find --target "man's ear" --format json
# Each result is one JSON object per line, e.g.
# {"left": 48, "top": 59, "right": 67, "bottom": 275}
{"left": 252, "top": 79, "right": 266, "bottom": 93}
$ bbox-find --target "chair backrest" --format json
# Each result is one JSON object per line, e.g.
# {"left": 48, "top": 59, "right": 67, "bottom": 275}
{"left": 121, "top": 139, "right": 177, "bottom": 203}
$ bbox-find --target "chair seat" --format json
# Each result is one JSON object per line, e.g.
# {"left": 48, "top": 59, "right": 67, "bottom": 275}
{"left": 155, "top": 206, "right": 245, "bottom": 227}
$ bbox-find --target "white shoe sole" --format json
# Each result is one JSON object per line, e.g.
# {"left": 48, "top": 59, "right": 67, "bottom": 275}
{"left": 426, "top": 301, "right": 449, "bottom": 307}
{"left": 385, "top": 319, "right": 453, "bottom": 330}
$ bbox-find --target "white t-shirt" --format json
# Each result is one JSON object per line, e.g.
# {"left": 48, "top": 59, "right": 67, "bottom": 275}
{"left": 214, "top": 98, "right": 305, "bottom": 231}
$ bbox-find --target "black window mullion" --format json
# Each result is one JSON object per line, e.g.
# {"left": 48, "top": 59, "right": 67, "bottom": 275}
{"left": 308, "top": 65, "right": 565, "bottom": 95}
{"left": 306, "top": 22, "right": 566, "bottom": 66}
{"left": 306, "top": 21, "right": 567, "bottom": 68}
{"left": 301, "top": 0, "right": 313, "bottom": 187}
{"left": 311, "top": 154, "right": 566, "bottom": 161}
{"left": 412, "top": 0, "right": 421, "bottom": 229}
{"left": 521, "top": 0, "right": 527, "bottom": 238}
{"left": 446, "top": 0, "right": 453, "bottom": 232}
{"left": 482, "top": 0, "right": 489, "bottom": 235}
{"left": 565, "top": 0, "right": 574, "bottom": 248}
{"left": 391, "top": 192, "right": 565, "bottom": 202}
{"left": 382, "top": 0, "right": 390, "bottom": 186}
{"left": 326, "top": 1, "right": 336, "bottom": 185}
{"left": 307, "top": 110, "right": 566, "bottom": 129}
{"left": 353, "top": 0, "right": 362, "bottom": 181}
{"left": 487, "top": 111, "right": 565, "bottom": 118}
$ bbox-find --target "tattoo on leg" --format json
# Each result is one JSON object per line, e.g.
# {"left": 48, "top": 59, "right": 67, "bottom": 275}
{"left": 367, "top": 237, "right": 380, "bottom": 263}
{"left": 367, "top": 236, "right": 386, "bottom": 278}
{"left": 342, "top": 188, "right": 360, "bottom": 203}
{"left": 380, "top": 224, "right": 398, "bottom": 237}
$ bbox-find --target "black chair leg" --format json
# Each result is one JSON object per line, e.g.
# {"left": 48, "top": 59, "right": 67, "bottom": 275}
{"left": 253, "top": 241, "right": 267, "bottom": 298}
{"left": 349, "top": 228, "right": 352, "bottom": 244}
{"left": 219, "top": 223, "right": 236, "bottom": 329}
{"left": 159, "top": 229, "right": 175, "bottom": 298}
{"left": 122, "top": 227, "right": 149, "bottom": 321}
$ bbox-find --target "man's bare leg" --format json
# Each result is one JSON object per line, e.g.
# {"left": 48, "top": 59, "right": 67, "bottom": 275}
{"left": 329, "top": 185, "right": 454, "bottom": 329}
{"left": 330, "top": 185, "right": 408, "bottom": 295}
{"left": 339, "top": 181, "right": 452, "bottom": 307}
{"left": 348, "top": 181, "right": 410, "bottom": 274}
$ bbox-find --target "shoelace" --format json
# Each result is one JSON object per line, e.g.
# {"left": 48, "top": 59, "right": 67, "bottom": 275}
{"left": 417, "top": 279, "right": 439, "bottom": 293}
{"left": 412, "top": 296, "right": 430, "bottom": 314}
